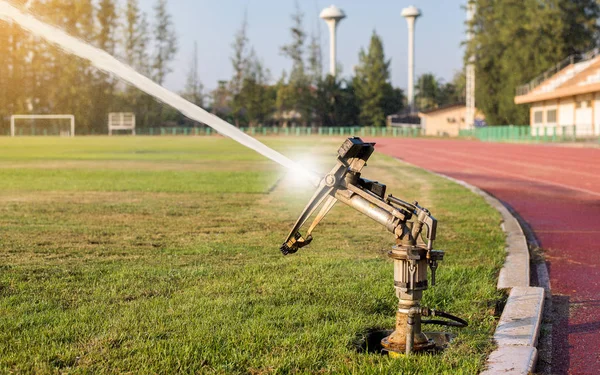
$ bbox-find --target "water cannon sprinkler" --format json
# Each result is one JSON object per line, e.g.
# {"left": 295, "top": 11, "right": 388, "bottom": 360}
{"left": 281, "top": 138, "right": 467, "bottom": 355}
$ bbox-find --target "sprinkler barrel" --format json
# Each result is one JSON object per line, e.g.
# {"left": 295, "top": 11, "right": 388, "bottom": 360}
{"left": 281, "top": 137, "right": 466, "bottom": 355}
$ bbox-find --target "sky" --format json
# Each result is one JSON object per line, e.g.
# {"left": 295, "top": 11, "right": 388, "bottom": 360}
{"left": 139, "top": 0, "right": 468, "bottom": 93}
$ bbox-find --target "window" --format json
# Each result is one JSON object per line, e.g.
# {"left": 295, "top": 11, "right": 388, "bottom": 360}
{"left": 547, "top": 109, "right": 557, "bottom": 123}
{"left": 576, "top": 100, "right": 592, "bottom": 109}
{"left": 534, "top": 111, "right": 543, "bottom": 124}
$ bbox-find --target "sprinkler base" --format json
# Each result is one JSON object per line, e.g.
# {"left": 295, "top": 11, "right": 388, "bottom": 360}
{"left": 381, "top": 335, "right": 436, "bottom": 354}
{"left": 382, "top": 331, "right": 454, "bottom": 356}
{"left": 354, "top": 330, "right": 454, "bottom": 355}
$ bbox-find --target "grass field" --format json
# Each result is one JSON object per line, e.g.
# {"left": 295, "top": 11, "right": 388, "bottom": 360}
{"left": 0, "top": 137, "right": 505, "bottom": 374}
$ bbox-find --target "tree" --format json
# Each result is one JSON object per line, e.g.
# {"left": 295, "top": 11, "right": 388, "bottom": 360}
{"left": 210, "top": 81, "right": 232, "bottom": 121}
{"left": 274, "top": 72, "right": 294, "bottom": 127}
{"left": 307, "top": 31, "right": 323, "bottom": 84}
{"left": 152, "top": 0, "right": 177, "bottom": 85}
{"left": 92, "top": 0, "right": 119, "bottom": 131}
{"left": 230, "top": 11, "right": 250, "bottom": 98}
{"left": 182, "top": 41, "right": 204, "bottom": 107}
{"left": 559, "top": 0, "right": 600, "bottom": 56}
{"left": 150, "top": 0, "right": 178, "bottom": 127}
{"left": 278, "top": 2, "right": 313, "bottom": 125}
{"left": 281, "top": 2, "right": 307, "bottom": 84}
{"left": 0, "top": 15, "right": 9, "bottom": 133}
{"left": 315, "top": 76, "right": 360, "bottom": 127}
{"left": 415, "top": 72, "right": 464, "bottom": 111}
{"left": 381, "top": 84, "right": 404, "bottom": 117}
{"left": 353, "top": 31, "right": 392, "bottom": 127}
{"left": 97, "top": 0, "right": 118, "bottom": 55}
{"left": 468, "top": 0, "right": 599, "bottom": 124}
{"left": 446, "top": 70, "right": 466, "bottom": 103}
{"left": 234, "top": 56, "right": 275, "bottom": 127}
{"left": 0, "top": 0, "right": 30, "bottom": 133}
{"left": 229, "top": 11, "right": 251, "bottom": 125}
{"left": 124, "top": 0, "right": 150, "bottom": 74}
{"left": 121, "top": 0, "right": 153, "bottom": 128}
{"left": 36, "top": 0, "right": 98, "bottom": 132}
{"left": 415, "top": 73, "right": 440, "bottom": 111}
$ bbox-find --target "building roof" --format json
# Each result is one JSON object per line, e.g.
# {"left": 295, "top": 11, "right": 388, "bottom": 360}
{"left": 515, "top": 50, "right": 600, "bottom": 104}
{"left": 418, "top": 103, "right": 466, "bottom": 116}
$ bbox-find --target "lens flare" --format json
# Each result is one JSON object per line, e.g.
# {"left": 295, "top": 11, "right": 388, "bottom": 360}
{"left": 285, "top": 155, "right": 323, "bottom": 189}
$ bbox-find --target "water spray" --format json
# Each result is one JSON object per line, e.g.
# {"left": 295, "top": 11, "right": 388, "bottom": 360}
{"left": 281, "top": 138, "right": 468, "bottom": 355}
{"left": 0, "top": 1, "right": 320, "bottom": 186}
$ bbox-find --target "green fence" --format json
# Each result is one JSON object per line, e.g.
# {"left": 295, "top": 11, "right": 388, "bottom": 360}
{"left": 2, "top": 125, "right": 426, "bottom": 138}
{"left": 459, "top": 125, "right": 581, "bottom": 143}
{"left": 132, "top": 126, "right": 425, "bottom": 138}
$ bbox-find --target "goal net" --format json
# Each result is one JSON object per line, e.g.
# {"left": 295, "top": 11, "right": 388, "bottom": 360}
{"left": 10, "top": 115, "right": 75, "bottom": 137}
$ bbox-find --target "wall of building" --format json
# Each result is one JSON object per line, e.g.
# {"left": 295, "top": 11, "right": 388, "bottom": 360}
{"left": 595, "top": 93, "right": 600, "bottom": 135}
{"left": 421, "top": 106, "right": 478, "bottom": 137}
{"left": 558, "top": 98, "right": 574, "bottom": 126}
{"left": 529, "top": 95, "right": 599, "bottom": 136}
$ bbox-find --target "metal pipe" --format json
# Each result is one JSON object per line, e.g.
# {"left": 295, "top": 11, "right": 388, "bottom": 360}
{"left": 337, "top": 193, "right": 398, "bottom": 233}
{"left": 406, "top": 311, "right": 415, "bottom": 355}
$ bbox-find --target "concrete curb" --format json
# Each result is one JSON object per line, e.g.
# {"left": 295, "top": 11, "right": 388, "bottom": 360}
{"left": 427, "top": 174, "right": 545, "bottom": 375}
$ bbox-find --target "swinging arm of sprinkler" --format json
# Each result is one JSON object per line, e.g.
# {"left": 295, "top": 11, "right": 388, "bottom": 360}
{"left": 281, "top": 138, "right": 466, "bottom": 355}
{"left": 281, "top": 137, "right": 438, "bottom": 256}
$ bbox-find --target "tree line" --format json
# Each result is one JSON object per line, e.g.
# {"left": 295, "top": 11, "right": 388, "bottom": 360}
{"left": 0, "top": 1, "right": 414, "bottom": 133}
{"left": 0, "top": 0, "right": 177, "bottom": 134}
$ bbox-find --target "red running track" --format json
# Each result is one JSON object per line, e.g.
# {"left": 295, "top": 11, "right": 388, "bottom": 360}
{"left": 374, "top": 138, "right": 600, "bottom": 375}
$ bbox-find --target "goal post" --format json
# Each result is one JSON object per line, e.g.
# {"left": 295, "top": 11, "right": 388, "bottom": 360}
{"left": 10, "top": 115, "right": 75, "bottom": 137}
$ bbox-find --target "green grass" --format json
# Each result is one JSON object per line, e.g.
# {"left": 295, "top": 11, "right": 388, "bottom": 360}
{"left": 0, "top": 136, "right": 505, "bottom": 374}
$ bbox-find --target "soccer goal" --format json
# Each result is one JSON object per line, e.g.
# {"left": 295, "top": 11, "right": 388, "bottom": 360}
{"left": 10, "top": 115, "right": 75, "bottom": 137}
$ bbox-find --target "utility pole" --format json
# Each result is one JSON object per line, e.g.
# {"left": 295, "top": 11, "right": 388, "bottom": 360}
{"left": 466, "top": 2, "right": 476, "bottom": 129}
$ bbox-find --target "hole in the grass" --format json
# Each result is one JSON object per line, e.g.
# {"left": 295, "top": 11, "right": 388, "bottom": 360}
{"left": 353, "top": 328, "right": 393, "bottom": 354}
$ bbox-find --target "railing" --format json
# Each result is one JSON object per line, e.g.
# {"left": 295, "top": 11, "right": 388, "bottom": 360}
{"left": 458, "top": 125, "right": 595, "bottom": 143}
{"left": 516, "top": 48, "right": 600, "bottom": 96}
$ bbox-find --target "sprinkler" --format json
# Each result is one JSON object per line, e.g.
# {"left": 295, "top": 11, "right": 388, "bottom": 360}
{"left": 281, "top": 137, "right": 467, "bottom": 355}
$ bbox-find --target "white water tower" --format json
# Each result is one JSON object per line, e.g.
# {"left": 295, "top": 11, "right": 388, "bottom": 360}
{"left": 402, "top": 6, "right": 421, "bottom": 113}
{"left": 320, "top": 5, "right": 346, "bottom": 76}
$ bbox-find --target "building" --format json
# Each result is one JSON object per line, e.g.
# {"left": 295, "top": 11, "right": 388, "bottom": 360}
{"left": 418, "top": 103, "right": 484, "bottom": 137}
{"left": 386, "top": 112, "right": 421, "bottom": 130}
{"left": 515, "top": 49, "right": 600, "bottom": 137}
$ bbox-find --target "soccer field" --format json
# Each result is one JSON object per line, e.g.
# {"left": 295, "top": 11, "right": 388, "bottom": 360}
{"left": 0, "top": 137, "right": 505, "bottom": 374}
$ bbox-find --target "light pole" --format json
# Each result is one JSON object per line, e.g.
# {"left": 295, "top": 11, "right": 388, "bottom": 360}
{"left": 466, "top": 2, "right": 476, "bottom": 129}
{"left": 320, "top": 5, "right": 346, "bottom": 77}
{"left": 402, "top": 6, "right": 421, "bottom": 113}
